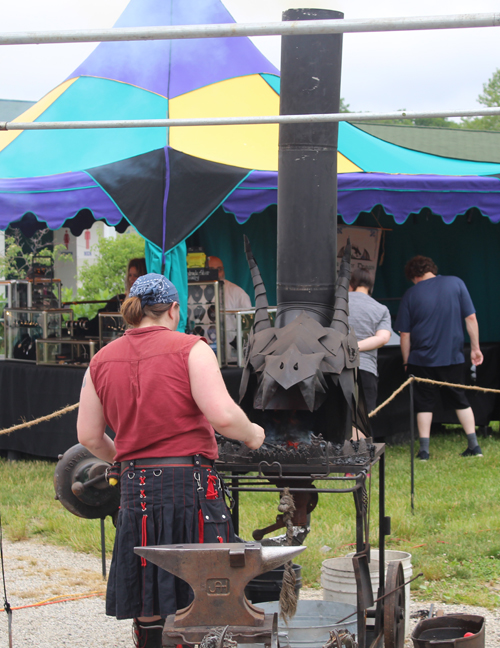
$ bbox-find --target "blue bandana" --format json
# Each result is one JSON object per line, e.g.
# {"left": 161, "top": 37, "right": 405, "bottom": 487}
{"left": 129, "top": 273, "right": 179, "bottom": 308}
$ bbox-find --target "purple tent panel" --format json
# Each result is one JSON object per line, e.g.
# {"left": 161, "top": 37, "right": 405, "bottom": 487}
{"left": 0, "top": 172, "right": 124, "bottom": 230}
{"left": 3, "top": 168, "right": 500, "bottom": 236}
{"left": 222, "top": 171, "right": 500, "bottom": 225}
{"left": 70, "top": 0, "right": 279, "bottom": 100}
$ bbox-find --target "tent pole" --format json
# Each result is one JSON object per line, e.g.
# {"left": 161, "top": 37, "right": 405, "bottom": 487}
{"left": 1, "top": 12, "right": 499, "bottom": 46}
{"left": 3, "top": 106, "right": 500, "bottom": 133}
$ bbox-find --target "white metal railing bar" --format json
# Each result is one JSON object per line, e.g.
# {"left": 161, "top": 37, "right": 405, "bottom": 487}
{"left": 0, "top": 13, "right": 499, "bottom": 46}
{"left": 2, "top": 107, "right": 500, "bottom": 132}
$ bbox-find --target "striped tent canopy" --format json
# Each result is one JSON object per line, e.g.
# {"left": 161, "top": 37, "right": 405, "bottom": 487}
{"left": 2, "top": 0, "right": 500, "bottom": 328}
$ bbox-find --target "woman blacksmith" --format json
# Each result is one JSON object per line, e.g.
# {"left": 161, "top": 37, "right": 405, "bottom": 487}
{"left": 77, "top": 273, "right": 265, "bottom": 648}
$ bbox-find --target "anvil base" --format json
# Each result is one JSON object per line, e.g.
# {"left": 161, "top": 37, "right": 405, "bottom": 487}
{"left": 163, "top": 612, "right": 277, "bottom": 646}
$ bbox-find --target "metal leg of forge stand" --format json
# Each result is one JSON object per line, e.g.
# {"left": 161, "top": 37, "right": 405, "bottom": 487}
{"left": 100, "top": 518, "right": 106, "bottom": 578}
{"left": 374, "top": 448, "right": 389, "bottom": 648}
{"left": 231, "top": 475, "right": 240, "bottom": 536}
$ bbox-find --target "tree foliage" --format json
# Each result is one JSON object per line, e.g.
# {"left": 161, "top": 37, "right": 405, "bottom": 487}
{"left": 63, "top": 230, "right": 145, "bottom": 318}
{"left": 461, "top": 68, "right": 500, "bottom": 131}
{"left": 0, "top": 229, "right": 71, "bottom": 280}
{"left": 339, "top": 97, "right": 350, "bottom": 113}
{"left": 77, "top": 231, "right": 145, "bottom": 300}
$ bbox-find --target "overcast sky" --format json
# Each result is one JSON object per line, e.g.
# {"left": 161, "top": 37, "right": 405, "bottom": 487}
{"left": 1, "top": 0, "right": 499, "bottom": 117}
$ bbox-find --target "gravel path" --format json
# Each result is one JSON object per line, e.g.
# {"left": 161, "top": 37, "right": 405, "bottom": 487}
{"left": 0, "top": 539, "right": 498, "bottom": 648}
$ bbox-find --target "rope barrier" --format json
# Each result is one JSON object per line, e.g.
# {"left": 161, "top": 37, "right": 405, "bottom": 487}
{"left": 368, "top": 377, "right": 415, "bottom": 418}
{"left": 0, "top": 591, "right": 105, "bottom": 611}
{"left": 368, "top": 375, "right": 500, "bottom": 418}
{"left": 0, "top": 374, "right": 499, "bottom": 436}
{"left": 0, "top": 403, "right": 79, "bottom": 436}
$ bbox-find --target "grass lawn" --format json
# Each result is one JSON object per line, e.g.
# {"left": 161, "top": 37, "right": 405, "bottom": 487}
{"left": 0, "top": 427, "right": 499, "bottom": 608}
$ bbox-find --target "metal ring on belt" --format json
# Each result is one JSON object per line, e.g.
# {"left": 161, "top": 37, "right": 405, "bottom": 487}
{"left": 121, "top": 456, "right": 214, "bottom": 472}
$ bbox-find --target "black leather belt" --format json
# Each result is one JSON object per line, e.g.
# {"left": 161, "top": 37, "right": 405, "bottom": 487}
{"left": 121, "top": 456, "right": 213, "bottom": 471}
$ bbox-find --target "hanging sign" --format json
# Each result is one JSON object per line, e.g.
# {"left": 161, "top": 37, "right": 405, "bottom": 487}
{"left": 337, "top": 225, "right": 382, "bottom": 284}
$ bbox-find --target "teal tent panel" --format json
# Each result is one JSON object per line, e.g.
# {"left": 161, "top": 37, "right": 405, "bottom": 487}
{"left": 353, "top": 208, "right": 500, "bottom": 343}
{"left": 145, "top": 239, "right": 188, "bottom": 332}
{"left": 0, "top": 77, "right": 168, "bottom": 178}
{"left": 339, "top": 123, "right": 500, "bottom": 177}
{"left": 260, "top": 74, "right": 280, "bottom": 94}
{"left": 188, "top": 205, "right": 278, "bottom": 307}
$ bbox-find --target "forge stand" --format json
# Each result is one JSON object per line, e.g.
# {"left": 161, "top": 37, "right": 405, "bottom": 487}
{"left": 217, "top": 443, "right": 404, "bottom": 648}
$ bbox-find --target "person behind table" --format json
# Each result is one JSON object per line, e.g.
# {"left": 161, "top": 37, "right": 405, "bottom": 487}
{"left": 207, "top": 256, "right": 252, "bottom": 362}
{"left": 73, "top": 258, "right": 147, "bottom": 338}
{"left": 348, "top": 268, "right": 392, "bottom": 416}
{"left": 395, "top": 255, "right": 484, "bottom": 461}
{"left": 124, "top": 257, "right": 147, "bottom": 298}
{"left": 77, "top": 273, "right": 265, "bottom": 648}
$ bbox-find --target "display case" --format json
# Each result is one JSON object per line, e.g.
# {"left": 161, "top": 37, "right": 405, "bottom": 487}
{"left": 0, "top": 282, "right": 9, "bottom": 358}
{"left": 230, "top": 308, "right": 277, "bottom": 367}
{"left": 3, "top": 308, "right": 74, "bottom": 362}
{"left": 0, "top": 278, "right": 61, "bottom": 309}
{"left": 187, "top": 280, "right": 223, "bottom": 365}
{"left": 98, "top": 312, "right": 127, "bottom": 347}
{"left": 7, "top": 280, "right": 31, "bottom": 308}
{"left": 36, "top": 338, "right": 97, "bottom": 366}
{"left": 32, "top": 278, "right": 62, "bottom": 309}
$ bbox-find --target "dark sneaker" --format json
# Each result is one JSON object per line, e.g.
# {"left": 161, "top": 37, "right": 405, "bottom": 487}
{"left": 416, "top": 450, "right": 429, "bottom": 461}
{"left": 461, "top": 445, "right": 483, "bottom": 457}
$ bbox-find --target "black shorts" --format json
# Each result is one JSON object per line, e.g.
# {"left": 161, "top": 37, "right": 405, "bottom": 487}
{"left": 359, "top": 369, "right": 378, "bottom": 414}
{"left": 106, "top": 462, "right": 234, "bottom": 620}
{"left": 407, "top": 364, "right": 470, "bottom": 413}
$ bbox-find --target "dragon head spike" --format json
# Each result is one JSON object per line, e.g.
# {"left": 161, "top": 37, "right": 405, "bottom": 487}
{"left": 331, "top": 239, "right": 352, "bottom": 334}
{"left": 244, "top": 235, "right": 271, "bottom": 333}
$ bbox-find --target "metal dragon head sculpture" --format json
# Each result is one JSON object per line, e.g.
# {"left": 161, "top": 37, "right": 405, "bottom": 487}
{"left": 240, "top": 236, "right": 359, "bottom": 417}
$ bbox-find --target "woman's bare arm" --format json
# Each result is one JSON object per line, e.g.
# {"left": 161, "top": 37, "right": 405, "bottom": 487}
{"left": 77, "top": 369, "right": 116, "bottom": 462}
{"left": 188, "top": 341, "right": 265, "bottom": 450}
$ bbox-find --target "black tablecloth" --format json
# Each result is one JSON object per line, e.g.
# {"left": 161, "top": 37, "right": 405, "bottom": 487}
{"left": 0, "top": 361, "right": 85, "bottom": 459}
{"left": 1, "top": 344, "right": 499, "bottom": 458}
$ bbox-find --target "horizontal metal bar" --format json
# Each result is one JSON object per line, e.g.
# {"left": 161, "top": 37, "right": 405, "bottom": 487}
{"left": 226, "top": 487, "right": 359, "bottom": 493}
{"left": 1, "top": 13, "right": 499, "bottom": 46}
{"left": 2, "top": 106, "right": 500, "bottom": 132}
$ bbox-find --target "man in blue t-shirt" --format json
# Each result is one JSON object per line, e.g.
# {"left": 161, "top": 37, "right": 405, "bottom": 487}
{"left": 395, "top": 255, "right": 484, "bottom": 460}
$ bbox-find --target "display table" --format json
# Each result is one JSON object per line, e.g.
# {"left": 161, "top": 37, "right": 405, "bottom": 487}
{"left": 1, "top": 345, "right": 499, "bottom": 459}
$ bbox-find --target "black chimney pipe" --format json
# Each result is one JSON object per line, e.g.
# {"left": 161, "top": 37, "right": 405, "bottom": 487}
{"left": 276, "top": 8, "right": 343, "bottom": 329}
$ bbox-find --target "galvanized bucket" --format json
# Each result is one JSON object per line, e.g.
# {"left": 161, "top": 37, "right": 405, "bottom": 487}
{"left": 246, "top": 600, "right": 357, "bottom": 648}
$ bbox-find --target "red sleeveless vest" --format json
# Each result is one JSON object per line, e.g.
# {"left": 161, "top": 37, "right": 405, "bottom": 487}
{"left": 89, "top": 326, "right": 218, "bottom": 462}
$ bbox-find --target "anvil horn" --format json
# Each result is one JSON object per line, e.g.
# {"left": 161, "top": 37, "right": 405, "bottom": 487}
{"left": 330, "top": 239, "right": 352, "bottom": 335}
{"left": 244, "top": 235, "right": 271, "bottom": 333}
{"left": 260, "top": 545, "right": 306, "bottom": 571}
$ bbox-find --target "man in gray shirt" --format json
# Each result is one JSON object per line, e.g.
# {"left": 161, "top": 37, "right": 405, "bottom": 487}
{"left": 348, "top": 268, "right": 392, "bottom": 415}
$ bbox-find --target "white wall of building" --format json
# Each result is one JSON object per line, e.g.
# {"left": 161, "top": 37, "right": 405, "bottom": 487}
{"left": 54, "top": 221, "right": 110, "bottom": 294}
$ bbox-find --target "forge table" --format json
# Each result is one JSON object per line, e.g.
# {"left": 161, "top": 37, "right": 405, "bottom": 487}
{"left": 217, "top": 444, "right": 405, "bottom": 648}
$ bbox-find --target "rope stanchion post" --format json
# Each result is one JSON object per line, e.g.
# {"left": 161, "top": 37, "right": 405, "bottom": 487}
{"left": 409, "top": 377, "right": 415, "bottom": 512}
{"left": 100, "top": 519, "right": 106, "bottom": 579}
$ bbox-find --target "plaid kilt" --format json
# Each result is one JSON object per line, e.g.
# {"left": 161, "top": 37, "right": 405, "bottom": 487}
{"left": 106, "top": 461, "right": 234, "bottom": 619}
